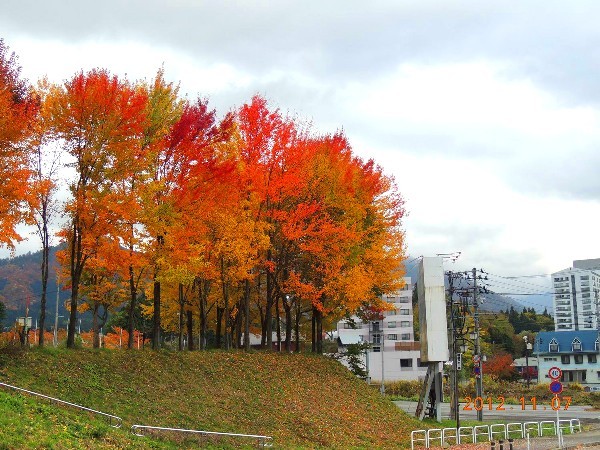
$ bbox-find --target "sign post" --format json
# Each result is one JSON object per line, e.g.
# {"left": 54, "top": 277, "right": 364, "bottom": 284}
{"left": 548, "top": 367, "right": 563, "bottom": 448}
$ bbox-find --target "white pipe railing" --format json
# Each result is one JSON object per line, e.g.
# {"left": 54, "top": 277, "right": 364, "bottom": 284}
{"left": 411, "top": 418, "right": 581, "bottom": 448}
{"left": 131, "top": 424, "right": 273, "bottom": 448}
{"left": 0, "top": 381, "right": 122, "bottom": 428}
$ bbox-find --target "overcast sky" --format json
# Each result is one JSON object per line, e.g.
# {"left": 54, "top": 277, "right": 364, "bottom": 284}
{"left": 2, "top": 1, "right": 598, "bottom": 301}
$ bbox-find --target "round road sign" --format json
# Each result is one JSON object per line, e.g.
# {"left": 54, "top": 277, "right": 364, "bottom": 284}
{"left": 548, "top": 366, "right": 562, "bottom": 380}
{"left": 550, "top": 380, "right": 563, "bottom": 395}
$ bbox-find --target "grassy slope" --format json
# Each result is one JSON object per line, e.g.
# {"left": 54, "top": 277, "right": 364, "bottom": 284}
{"left": 0, "top": 348, "right": 421, "bottom": 449}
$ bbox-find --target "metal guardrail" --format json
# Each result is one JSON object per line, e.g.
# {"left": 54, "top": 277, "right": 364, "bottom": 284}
{"left": 131, "top": 425, "right": 273, "bottom": 448}
{"left": 0, "top": 381, "right": 122, "bottom": 428}
{"left": 411, "top": 419, "right": 581, "bottom": 449}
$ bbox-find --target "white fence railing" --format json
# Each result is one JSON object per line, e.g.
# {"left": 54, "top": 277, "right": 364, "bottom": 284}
{"left": 0, "top": 381, "right": 122, "bottom": 428}
{"left": 411, "top": 419, "right": 581, "bottom": 449}
{"left": 131, "top": 424, "right": 273, "bottom": 448}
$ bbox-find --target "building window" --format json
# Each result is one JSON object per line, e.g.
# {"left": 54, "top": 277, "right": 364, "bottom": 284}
{"left": 372, "top": 334, "right": 381, "bottom": 344}
{"left": 572, "top": 339, "right": 582, "bottom": 352}
{"left": 343, "top": 322, "right": 354, "bottom": 329}
{"left": 589, "top": 355, "right": 597, "bottom": 364}
{"left": 561, "top": 355, "right": 570, "bottom": 364}
{"left": 372, "top": 321, "right": 380, "bottom": 332}
{"left": 387, "top": 334, "right": 397, "bottom": 340}
{"left": 416, "top": 358, "right": 428, "bottom": 367}
{"left": 544, "top": 357, "right": 557, "bottom": 362}
{"left": 372, "top": 346, "right": 381, "bottom": 352}
{"left": 401, "top": 333, "right": 411, "bottom": 341}
{"left": 387, "top": 321, "right": 396, "bottom": 328}
{"left": 574, "top": 354, "right": 584, "bottom": 364}
{"left": 549, "top": 339, "right": 559, "bottom": 352}
{"left": 596, "top": 339, "right": 600, "bottom": 351}
{"left": 400, "top": 358, "right": 413, "bottom": 369}
{"left": 401, "top": 321, "right": 411, "bottom": 327}
{"left": 400, "top": 309, "right": 410, "bottom": 315}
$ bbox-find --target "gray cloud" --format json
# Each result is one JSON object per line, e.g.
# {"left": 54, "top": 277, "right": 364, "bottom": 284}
{"left": 3, "top": 0, "right": 600, "bottom": 107}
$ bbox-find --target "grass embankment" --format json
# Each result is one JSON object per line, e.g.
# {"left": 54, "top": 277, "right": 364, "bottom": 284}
{"left": 0, "top": 347, "right": 421, "bottom": 449}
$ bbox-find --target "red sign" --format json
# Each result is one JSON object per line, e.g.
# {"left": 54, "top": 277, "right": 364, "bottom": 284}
{"left": 548, "top": 366, "right": 562, "bottom": 380}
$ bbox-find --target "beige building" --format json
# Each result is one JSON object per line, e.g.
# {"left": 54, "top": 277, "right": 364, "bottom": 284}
{"left": 337, "top": 277, "right": 428, "bottom": 381}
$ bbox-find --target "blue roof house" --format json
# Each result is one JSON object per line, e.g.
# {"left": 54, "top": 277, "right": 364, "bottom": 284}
{"left": 535, "top": 330, "right": 600, "bottom": 385}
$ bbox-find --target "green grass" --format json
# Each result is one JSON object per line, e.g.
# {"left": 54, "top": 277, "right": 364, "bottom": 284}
{"left": 0, "top": 346, "right": 423, "bottom": 449}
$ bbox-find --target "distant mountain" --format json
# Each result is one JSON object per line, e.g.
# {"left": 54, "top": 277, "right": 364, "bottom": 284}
{"left": 0, "top": 245, "right": 71, "bottom": 331}
{"left": 403, "top": 257, "right": 529, "bottom": 313}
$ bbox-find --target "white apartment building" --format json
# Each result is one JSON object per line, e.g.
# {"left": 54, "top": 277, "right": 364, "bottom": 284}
{"left": 553, "top": 259, "right": 600, "bottom": 331}
{"left": 337, "top": 277, "right": 428, "bottom": 381}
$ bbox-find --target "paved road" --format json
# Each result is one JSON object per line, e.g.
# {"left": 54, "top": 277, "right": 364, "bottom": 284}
{"left": 394, "top": 400, "right": 600, "bottom": 423}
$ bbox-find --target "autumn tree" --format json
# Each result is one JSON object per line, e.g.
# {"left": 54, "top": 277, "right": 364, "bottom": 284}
{"left": 46, "top": 69, "right": 147, "bottom": 348}
{"left": 0, "top": 39, "right": 38, "bottom": 250}
{"left": 278, "top": 134, "right": 405, "bottom": 353}
{"left": 235, "top": 95, "right": 300, "bottom": 350}
{"left": 78, "top": 238, "right": 128, "bottom": 348}
{"left": 482, "top": 352, "right": 518, "bottom": 381}
{"left": 156, "top": 97, "right": 235, "bottom": 350}
{"left": 27, "top": 80, "right": 62, "bottom": 347}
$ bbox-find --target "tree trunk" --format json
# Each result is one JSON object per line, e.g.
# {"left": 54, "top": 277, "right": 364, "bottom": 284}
{"left": 92, "top": 303, "right": 100, "bottom": 349}
{"left": 178, "top": 283, "right": 184, "bottom": 351}
{"left": 244, "top": 278, "right": 250, "bottom": 351}
{"left": 216, "top": 306, "right": 224, "bottom": 349}
{"left": 235, "top": 299, "right": 243, "bottom": 349}
{"left": 186, "top": 309, "right": 194, "bottom": 351}
{"left": 152, "top": 277, "right": 161, "bottom": 349}
{"left": 221, "top": 258, "right": 230, "bottom": 350}
{"left": 276, "top": 295, "right": 282, "bottom": 352}
{"left": 127, "top": 260, "right": 137, "bottom": 349}
{"left": 316, "top": 308, "right": 323, "bottom": 354}
{"left": 38, "top": 224, "right": 49, "bottom": 347}
{"left": 283, "top": 297, "right": 292, "bottom": 352}
{"left": 199, "top": 288, "right": 207, "bottom": 350}
{"left": 265, "top": 257, "right": 273, "bottom": 350}
{"left": 295, "top": 299, "right": 301, "bottom": 353}
{"left": 311, "top": 306, "right": 316, "bottom": 353}
{"left": 67, "top": 219, "right": 84, "bottom": 349}
{"left": 152, "top": 234, "right": 163, "bottom": 350}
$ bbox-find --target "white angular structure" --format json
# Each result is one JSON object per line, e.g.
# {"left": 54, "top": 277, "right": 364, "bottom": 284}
{"left": 417, "top": 257, "right": 449, "bottom": 362}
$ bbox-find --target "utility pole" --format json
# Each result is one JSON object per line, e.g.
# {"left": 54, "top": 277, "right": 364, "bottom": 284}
{"left": 473, "top": 268, "right": 483, "bottom": 422}
{"left": 380, "top": 329, "right": 385, "bottom": 395}
{"left": 448, "top": 271, "right": 458, "bottom": 423}
{"left": 54, "top": 274, "right": 59, "bottom": 347}
{"left": 524, "top": 335, "right": 531, "bottom": 388}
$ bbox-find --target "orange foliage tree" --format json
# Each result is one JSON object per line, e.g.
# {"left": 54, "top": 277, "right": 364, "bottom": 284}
{"left": 0, "top": 39, "right": 38, "bottom": 249}
{"left": 483, "top": 352, "right": 518, "bottom": 381}
{"left": 46, "top": 69, "right": 147, "bottom": 348}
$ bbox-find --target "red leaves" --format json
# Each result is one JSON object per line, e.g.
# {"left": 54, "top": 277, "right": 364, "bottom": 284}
{"left": 0, "top": 39, "right": 38, "bottom": 249}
